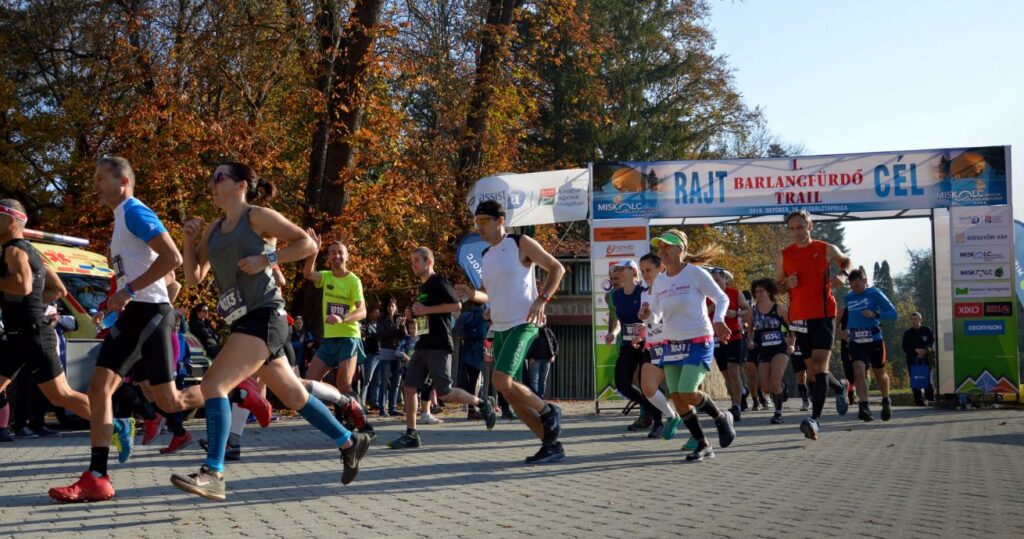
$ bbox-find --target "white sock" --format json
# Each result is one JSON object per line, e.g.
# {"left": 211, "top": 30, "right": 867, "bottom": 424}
{"left": 230, "top": 404, "right": 249, "bottom": 437}
{"left": 649, "top": 390, "right": 677, "bottom": 419}
{"left": 305, "top": 380, "right": 343, "bottom": 404}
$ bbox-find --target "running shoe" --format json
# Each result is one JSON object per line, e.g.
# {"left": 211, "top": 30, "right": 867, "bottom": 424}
{"left": 835, "top": 380, "right": 850, "bottom": 416}
{"left": 662, "top": 414, "right": 682, "bottom": 441}
{"left": 237, "top": 378, "right": 272, "bottom": 428}
{"left": 49, "top": 471, "right": 115, "bottom": 503}
{"left": 340, "top": 432, "right": 371, "bottom": 484}
{"left": 540, "top": 403, "right": 562, "bottom": 445}
{"left": 386, "top": 432, "right": 421, "bottom": 449}
{"left": 799, "top": 418, "right": 819, "bottom": 441}
{"left": 112, "top": 417, "right": 136, "bottom": 464}
{"left": 681, "top": 436, "right": 699, "bottom": 451}
{"left": 430, "top": 404, "right": 444, "bottom": 415}
{"left": 170, "top": 465, "right": 225, "bottom": 501}
{"left": 159, "top": 432, "right": 194, "bottom": 454}
{"left": 31, "top": 425, "right": 59, "bottom": 437}
{"left": 388, "top": 409, "right": 403, "bottom": 417}
{"left": 730, "top": 404, "right": 742, "bottom": 423}
{"left": 14, "top": 427, "right": 38, "bottom": 439}
{"left": 0, "top": 428, "right": 13, "bottom": 442}
{"left": 143, "top": 415, "right": 166, "bottom": 445}
{"left": 881, "top": 398, "right": 892, "bottom": 422}
{"left": 626, "top": 415, "right": 653, "bottom": 432}
{"left": 419, "top": 413, "right": 443, "bottom": 425}
{"left": 685, "top": 441, "right": 714, "bottom": 462}
{"left": 197, "top": 437, "right": 240, "bottom": 460}
{"left": 800, "top": 399, "right": 810, "bottom": 412}
{"left": 715, "top": 410, "right": 736, "bottom": 448}
{"left": 525, "top": 442, "right": 565, "bottom": 464}
{"left": 770, "top": 412, "right": 784, "bottom": 424}
{"left": 466, "top": 409, "right": 483, "bottom": 421}
{"left": 478, "top": 396, "right": 497, "bottom": 430}
{"left": 339, "top": 399, "right": 367, "bottom": 431}
{"left": 751, "top": 400, "right": 761, "bottom": 412}
{"left": 647, "top": 423, "right": 664, "bottom": 439}
{"left": 858, "top": 403, "right": 874, "bottom": 422}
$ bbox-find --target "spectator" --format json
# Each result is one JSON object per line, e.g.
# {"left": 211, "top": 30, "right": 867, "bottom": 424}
{"left": 902, "top": 312, "right": 935, "bottom": 405}
{"left": 374, "top": 297, "right": 406, "bottom": 416}
{"left": 188, "top": 304, "right": 220, "bottom": 358}
{"left": 359, "top": 306, "right": 381, "bottom": 408}
{"left": 454, "top": 301, "right": 488, "bottom": 419}
{"left": 290, "top": 316, "right": 315, "bottom": 378}
{"left": 526, "top": 324, "right": 559, "bottom": 399}
{"left": 394, "top": 317, "right": 418, "bottom": 411}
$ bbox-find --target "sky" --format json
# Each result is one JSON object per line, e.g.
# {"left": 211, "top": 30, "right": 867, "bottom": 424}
{"left": 708, "top": 0, "right": 1024, "bottom": 275}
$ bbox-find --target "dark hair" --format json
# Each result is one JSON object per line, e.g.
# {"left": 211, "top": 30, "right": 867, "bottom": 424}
{"left": 221, "top": 161, "right": 277, "bottom": 202}
{"left": 750, "top": 277, "right": 778, "bottom": 301}
{"left": 848, "top": 267, "right": 867, "bottom": 282}
{"left": 639, "top": 253, "right": 661, "bottom": 267}
{"left": 784, "top": 209, "right": 812, "bottom": 226}
{"left": 474, "top": 200, "right": 505, "bottom": 219}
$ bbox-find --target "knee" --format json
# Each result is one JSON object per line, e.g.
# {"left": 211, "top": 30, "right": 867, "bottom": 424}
{"left": 680, "top": 392, "right": 700, "bottom": 406}
{"left": 491, "top": 372, "right": 512, "bottom": 393}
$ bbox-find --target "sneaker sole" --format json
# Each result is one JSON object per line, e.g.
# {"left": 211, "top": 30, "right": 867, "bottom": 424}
{"left": 685, "top": 451, "right": 715, "bottom": 462}
{"left": 799, "top": 421, "right": 819, "bottom": 441}
{"left": 170, "top": 476, "right": 226, "bottom": 501}
{"left": 525, "top": 452, "right": 565, "bottom": 464}
{"left": 48, "top": 490, "right": 115, "bottom": 503}
{"left": 159, "top": 439, "right": 195, "bottom": 454}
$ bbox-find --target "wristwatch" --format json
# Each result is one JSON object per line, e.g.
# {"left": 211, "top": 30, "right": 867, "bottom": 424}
{"left": 266, "top": 251, "right": 279, "bottom": 266}
{"left": 539, "top": 292, "right": 552, "bottom": 303}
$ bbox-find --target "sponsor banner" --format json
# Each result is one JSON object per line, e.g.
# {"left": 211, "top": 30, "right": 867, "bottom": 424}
{"left": 953, "top": 282, "right": 1013, "bottom": 299}
{"left": 964, "top": 320, "right": 1006, "bottom": 336}
{"left": 591, "top": 146, "right": 1008, "bottom": 219}
{"left": 954, "top": 227, "right": 1012, "bottom": 245}
{"left": 466, "top": 168, "right": 588, "bottom": 226}
{"left": 952, "top": 264, "right": 1010, "bottom": 281}
{"left": 455, "top": 233, "right": 489, "bottom": 290}
{"left": 954, "top": 303, "right": 982, "bottom": 317}
{"left": 952, "top": 245, "right": 1012, "bottom": 264}
{"left": 1015, "top": 220, "right": 1024, "bottom": 307}
{"left": 983, "top": 301, "right": 1013, "bottom": 317}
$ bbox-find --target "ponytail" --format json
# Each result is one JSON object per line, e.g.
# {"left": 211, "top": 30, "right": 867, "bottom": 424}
{"left": 221, "top": 161, "right": 276, "bottom": 203}
{"left": 684, "top": 242, "right": 724, "bottom": 265}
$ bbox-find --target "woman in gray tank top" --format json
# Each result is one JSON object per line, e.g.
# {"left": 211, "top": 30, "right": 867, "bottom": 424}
{"left": 171, "top": 162, "right": 371, "bottom": 500}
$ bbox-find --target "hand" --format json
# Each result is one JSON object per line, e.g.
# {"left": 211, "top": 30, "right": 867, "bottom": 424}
{"left": 631, "top": 335, "right": 643, "bottom": 349}
{"left": 638, "top": 302, "right": 651, "bottom": 321}
{"left": 107, "top": 288, "right": 133, "bottom": 313}
{"left": 841, "top": 329, "right": 850, "bottom": 341}
{"left": 916, "top": 348, "right": 927, "bottom": 357}
{"left": 527, "top": 298, "right": 547, "bottom": 325}
{"left": 404, "top": 307, "right": 413, "bottom": 319}
{"left": 713, "top": 321, "right": 731, "bottom": 342}
{"left": 326, "top": 314, "right": 344, "bottom": 325}
{"left": 604, "top": 332, "right": 616, "bottom": 345}
{"left": 411, "top": 302, "right": 428, "bottom": 316}
{"left": 238, "top": 254, "right": 269, "bottom": 275}
{"left": 830, "top": 275, "right": 847, "bottom": 289}
{"left": 454, "top": 283, "right": 472, "bottom": 302}
{"left": 182, "top": 217, "right": 205, "bottom": 242}
{"left": 307, "top": 228, "right": 321, "bottom": 251}
{"left": 784, "top": 273, "right": 798, "bottom": 289}
{"left": 860, "top": 309, "right": 876, "bottom": 319}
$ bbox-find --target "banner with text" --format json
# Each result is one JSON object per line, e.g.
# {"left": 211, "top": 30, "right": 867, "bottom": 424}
{"left": 467, "top": 169, "right": 589, "bottom": 226}
{"left": 592, "top": 146, "right": 1008, "bottom": 220}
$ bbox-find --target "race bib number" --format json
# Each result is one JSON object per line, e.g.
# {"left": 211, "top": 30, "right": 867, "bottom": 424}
{"left": 112, "top": 255, "right": 127, "bottom": 289}
{"left": 327, "top": 303, "right": 350, "bottom": 318}
{"left": 852, "top": 328, "right": 875, "bottom": 344}
{"left": 413, "top": 316, "right": 430, "bottom": 336}
{"left": 760, "top": 330, "right": 783, "bottom": 347}
{"left": 790, "top": 320, "right": 808, "bottom": 333}
{"left": 624, "top": 323, "right": 644, "bottom": 338}
{"left": 217, "top": 287, "right": 247, "bottom": 325}
{"left": 661, "top": 341, "right": 691, "bottom": 363}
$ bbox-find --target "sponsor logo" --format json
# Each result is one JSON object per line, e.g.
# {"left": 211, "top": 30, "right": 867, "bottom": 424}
{"left": 954, "top": 265, "right": 1007, "bottom": 280}
{"left": 507, "top": 190, "right": 527, "bottom": 210}
{"left": 556, "top": 185, "right": 586, "bottom": 206}
{"left": 984, "top": 301, "right": 1013, "bottom": 317}
{"left": 954, "top": 247, "right": 1010, "bottom": 263}
{"left": 964, "top": 320, "right": 1005, "bottom": 336}
{"left": 538, "top": 187, "right": 556, "bottom": 206}
{"left": 953, "top": 283, "right": 1013, "bottom": 298}
{"left": 478, "top": 190, "right": 505, "bottom": 204}
{"left": 604, "top": 243, "right": 636, "bottom": 257}
{"left": 954, "top": 229, "right": 1011, "bottom": 244}
{"left": 955, "top": 303, "right": 982, "bottom": 317}
{"left": 956, "top": 214, "right": 1005, "bottom": 226}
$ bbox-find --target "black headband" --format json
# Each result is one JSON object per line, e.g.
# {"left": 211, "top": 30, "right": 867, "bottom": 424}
{"left": 474, "top": 204, "right": 504, "bottom": 219}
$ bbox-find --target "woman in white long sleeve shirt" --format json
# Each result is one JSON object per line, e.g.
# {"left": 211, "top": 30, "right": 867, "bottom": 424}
{"left": 639, "top": 229, "right": 737, "bottom": 461}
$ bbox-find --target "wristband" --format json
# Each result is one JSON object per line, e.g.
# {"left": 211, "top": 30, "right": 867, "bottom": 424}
{"left": 539, "top": 292, "right": 552, "bottom": 303}
{"left": 125, "top": 283, "right": 137, "bottom": 299}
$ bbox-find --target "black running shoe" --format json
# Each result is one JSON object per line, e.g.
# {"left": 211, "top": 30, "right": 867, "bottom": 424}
{"left": 386, "top": 432, "right": 421, "bottom": 449}
{"left": 170, "top": 465, "right": 226, "bottom": 501}
{"left": 0, "top": 428, "right": 13, "bottom": 442}
{"left": 858, "top": 404, "right": 874, "bottom": 422}
{"left": 770, "top": 412, "right": 784, "bottom": 424}
{"left": 626, "top": 415, "right": 653, "bottom": 432}
{"left": 341, "top": 432, "right": 371, "bottom": 485}
{"left": 478, "top": 396, "right": 497, "bottom": 430}
{"left": 13, "top": 427, "right": 37, "bottom": 439}
{"left": 540, "top": 404, "right": 562, "bottom": 445}
{"left": 730, "top": 404, "right": 742, "bottom": 423}
{"left": 647, "top": 423, "right": 664, "bottom": 439}
{"left": 525, "top": 442, "right": 565, "bottom": 464}
{"left": 685, "top": 441, "right": 714, "bottom": 462}
{"left": 881, "top": 398, "right": 892, "bottom": 422}
{"left": 715, "top": 410, "right": 736, "bottom": 448}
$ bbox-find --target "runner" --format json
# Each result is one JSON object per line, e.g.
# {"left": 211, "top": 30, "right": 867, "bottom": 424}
{"left": 777, "top": 210, "right": 851, "bottom": 440}
{"left": 604, "top": 259, "right": 664, "bottom": 438}
{"left": 606, "top": 264, "right": 648, "bottom": 431}
{"left": 633, "top": 254, "right": 682, "bottom": 441}
{"left": 842, "top": 268, "right": 897, "bottom": 422}
{"left": 386, "top": 246, "right": 497, "bottom": 449}
{"left": 639, "top": 229, "right": 736, "bottom": 462}
{"left": 167, "top": 161, "right": 370, "bottom": 499}
{"left": 51, "top": 157, "right": 277, "bottom": 503}
{"left": 707, "top": 267, "right": 749, "bottom": 421}
{"left": 0, "top": 199, "right": 96, "bottom": 443}
{"left": 747, "top": 278, "right": 791, "bottom": 424}
{"left": 456, "top": 200, "right": 567, "bottom": 464}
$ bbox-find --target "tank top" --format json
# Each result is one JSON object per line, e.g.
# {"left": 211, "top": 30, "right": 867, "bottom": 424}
{"left": 0, "top": 239, "right": 46, "bottom": 331}
{"left": 481, "top": 235, "right": 537, "bottom": 332}
{"left": 782, "top": 240, "right": 836, "bottom": 320}
{"left": 206, "top": 208, "right": 283, "bottom": 324}
{"left": 752, "top": 303, "right": 785, "bottom": 348}
{"left": 612, "top": 284, "right": 646, "bottom": 341}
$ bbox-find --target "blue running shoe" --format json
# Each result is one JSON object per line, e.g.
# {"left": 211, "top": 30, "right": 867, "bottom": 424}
{"left": 112, "top": 417, "right": 136, "bottom": 463}
{"left": 835, "top": 380, "right": 850, "bottom": 416}
{"left": 662, "top": 414, "right": 683, "bottom": 441}
{"left": 681, "top": 435, "right": 699, "bottom": 451}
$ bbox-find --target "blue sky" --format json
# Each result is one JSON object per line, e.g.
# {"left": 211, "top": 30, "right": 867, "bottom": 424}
{"left": 708, "top": 0, "right": 1024, "bottom": 275}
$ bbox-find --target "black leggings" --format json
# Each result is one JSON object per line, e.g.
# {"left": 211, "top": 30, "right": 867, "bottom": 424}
{"left": 615, "top": 344, "right": 662, "bottom": 424}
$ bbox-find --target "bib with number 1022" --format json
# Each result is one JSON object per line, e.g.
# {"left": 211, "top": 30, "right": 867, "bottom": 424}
{"left": 852, "top": 328, "right": 875, "bottom": 344}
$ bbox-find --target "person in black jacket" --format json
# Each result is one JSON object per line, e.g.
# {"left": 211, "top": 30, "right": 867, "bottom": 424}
{"left": 188, "top": 304, "right": 220, "bottom": 358}
{"left": 526, "top": 324, "right": 558, "bottom": 399}
{"left": 901, "top": 312, "right": 935, "bottom": 405}
{"left": 373, "top": 296, "right": 406, "bottom": 416}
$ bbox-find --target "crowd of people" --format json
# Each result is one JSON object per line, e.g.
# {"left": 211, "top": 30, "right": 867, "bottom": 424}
{"left": 0, "top": 156, "right": 936, "bottom": 503}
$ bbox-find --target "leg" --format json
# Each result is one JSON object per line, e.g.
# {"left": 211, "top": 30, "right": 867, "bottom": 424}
{"left": 725, "top": 363, "right": 744, "bottom": 407}
{"left": 335, "top": 356, "right": 358, "bottom": 395}
{"left": 36, "top": 373, "right": 91, "bottom": 420}
{"left": 614, "top": 345, "right": 662, "bottom": 424}
{"left": 491, "top": 371, "right": 544, "bottom": 437}
{"left": 536, "top": 359, "right": 551, "bottom": 399}
{"left": 873, "top": 367, "right": 890, "bottom": 398}
{"left": 854, "top": 361, "right": 870, "bottom": 403}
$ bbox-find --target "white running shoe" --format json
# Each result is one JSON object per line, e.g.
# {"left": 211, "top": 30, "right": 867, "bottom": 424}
{"left": 419, "top": 413, "right": 444, "bottom": 425}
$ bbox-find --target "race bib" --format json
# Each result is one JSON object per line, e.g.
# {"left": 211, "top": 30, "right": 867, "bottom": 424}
{"left": 413, "top": 316, "right": 430, "bottom": 337}
{"left": 217, "top": 287, "right": 247, "bottom": 324}
{"left": 852, "top": 328, "right": 875, "bottom": 344}
{"left": 327, "top": 302, "right": 350, "bottom": 317}
{"left": 112, "top": 255, "right": 127, "bottom": 289}
{"left": 760, "top": 330, "right": 783, "bottom": 347}
{"left": 624, "top": 323, "right": 645, "bottom": 338}
{"left": 661, "top": 341, "right": 691, "bottom": 363}
{"left": 790, "top": 319, "right": 808, "bottom": 333}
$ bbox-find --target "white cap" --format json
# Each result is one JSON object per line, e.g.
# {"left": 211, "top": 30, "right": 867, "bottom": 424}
{"left": 613, "top": 259, "right": 639, "bottom": 273}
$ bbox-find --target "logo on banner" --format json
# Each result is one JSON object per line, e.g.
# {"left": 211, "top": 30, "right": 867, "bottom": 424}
{"left": 507, "top": 190, "right": 527, "bottom": 209}
{"left": 538, "top": 188, "right": 556, "bottom": 206}
{"left": 984, "top": 302, "right": 1012, "bottom": 317}
{"left": 964, "top": 320, "right": 1005, "bottom": 336}
{"left": 478, "top": 190, "right": 505, "bottom": 205}
{"left": 955, "top": 303, "right": 982, "bottom": 317}
{"left": 954, "top": 248, "right": 1009, "bottom": 263}
{"left": 954, "top": 265, "right": 1007, "bottom": 280}
{"left": 956, "top": 214, "right": 1006, "bottom": 226}
{"left": 954, "top": 283, "right": 1013, "bottom": 298}
{"left": 557, "top": 185, "right": 586, "bottom": 206}
{"left": 955, "top": 229, "right": 1010, "bottom": 244}
{"left": 604, "top": 243, "right": 636, "bottom": 257}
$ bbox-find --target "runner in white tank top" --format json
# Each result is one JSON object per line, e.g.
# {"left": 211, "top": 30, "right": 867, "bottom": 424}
{"left": 456, "top": 200, "right": 568, "bottom": 464}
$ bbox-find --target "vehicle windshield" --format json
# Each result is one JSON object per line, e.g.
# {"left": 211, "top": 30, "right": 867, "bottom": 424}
{"left": 60, "top": 274, "right": 111, "bottom": 314}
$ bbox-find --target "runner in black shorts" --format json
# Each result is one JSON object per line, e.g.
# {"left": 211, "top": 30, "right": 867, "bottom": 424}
{"left": 746, "top": 278, "right": 791, "bottom": 424}
{"left": 843, "top": 268, "right": 898, "bottom": 422}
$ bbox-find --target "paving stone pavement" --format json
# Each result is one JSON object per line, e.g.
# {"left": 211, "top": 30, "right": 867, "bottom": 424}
{"left": 1, "top": 403, "right": 1022, "bottom": 538}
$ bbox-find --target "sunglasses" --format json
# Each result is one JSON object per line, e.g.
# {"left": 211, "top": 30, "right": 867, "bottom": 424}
{"left": 211, "top": 171, "right": 235, "bottom": 184}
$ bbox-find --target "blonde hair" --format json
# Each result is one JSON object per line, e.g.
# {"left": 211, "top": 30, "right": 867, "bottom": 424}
{"left": 662, "top": 228, "right": 724, "bottom": 265}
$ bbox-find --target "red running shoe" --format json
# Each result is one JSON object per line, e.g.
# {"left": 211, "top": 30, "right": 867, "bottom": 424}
{"left": 159, "top": 431, "right": 194, "bottom": 454}
{"left": 237, "top": 378, "right": 272, "bottom": 428}
{"left": 49, "top": 472, "right": 115, "bottom": 503}
{"left": 143, "top": 414, "right": 166, "bottom": 445}
{"left": 341, "top": 400, "right": 367, "bottom": 431}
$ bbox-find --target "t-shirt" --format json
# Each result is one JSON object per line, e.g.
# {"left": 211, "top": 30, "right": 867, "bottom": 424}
{"left": 612, "top": 285, "right": 645, "bottom": 340}
{"left": 706, "top": 286, "right": 742, "bottom": 342}
{"left": 782, "top": 240, "right": 836, "bottom": 320}
{"left": 843, "top": 287, "right": 897, "bottom": 342}
{"left": 316, "top": 270, "right": 363, "bottom": 339}
{"left": 111, "top": 197, "right": 170, "bottom": 304}
{"left": 413, "top": 273, "right": 458, "bottom": 352}
{"left": 645, "top": 264, "right": 728, "bottom": 343}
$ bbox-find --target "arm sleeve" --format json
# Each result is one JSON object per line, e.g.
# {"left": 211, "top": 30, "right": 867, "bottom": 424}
{"left": 645, "top": 279, "right": 661, "bottom": 322}
{"left": 124, "top": 202, "right": 168, "bottom": 243}
{"left": 698, "top": 271, "right": 729, "bottom": 324}
{"left": 873, "top": 289, "right": 898, "bottom": 320}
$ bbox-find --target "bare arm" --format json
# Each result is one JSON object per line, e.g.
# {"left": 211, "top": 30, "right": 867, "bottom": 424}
{"left": 182, "top": 218, "right": 215, "bottom": 286}
{"left": 0, "top": 247, "right": 32, "bottom": 296}
{"left": 776, "top": 252, "right": 793, "bottom": 292}
{"left": 301, "top": 227, "right": 322, "bottom": 284}
{"left": 519, "top": 235, "right": 565, "bottom": 299}
{"left": 42, "top": 264, "right": 67, "bottom": 303}
{"left": 272, "top": 265, "right": 287, "bottom": 288}
{"left": 165, "top": 271, "right": 181, "bottom": 304}
{"left": 133, "top": 233, "right": 183, "bottom": 293}
{"left": 342, "top": 301, "right": 367, "bottom": 324}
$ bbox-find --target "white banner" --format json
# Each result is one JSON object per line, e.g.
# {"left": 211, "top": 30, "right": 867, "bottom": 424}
{"left": 466, "top": 169, "right": 589, "bottom": 226}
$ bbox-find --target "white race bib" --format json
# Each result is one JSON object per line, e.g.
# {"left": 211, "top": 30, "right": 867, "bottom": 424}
{"left": 760, "top": 329, "right": 784, "bottom": 347}
{"left": 852, "top": 328, "right": 874, "bottom": 344}
{"left": 789, "top": 320, "right": 808, "bottom": 333}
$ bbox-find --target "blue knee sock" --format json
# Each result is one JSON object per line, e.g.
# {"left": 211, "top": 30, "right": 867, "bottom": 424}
{"left": 298, "top": 394, "right": 352, "bottom": 447}
{"left": 204, "top": 397, "right": 231, "bottom": 472}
